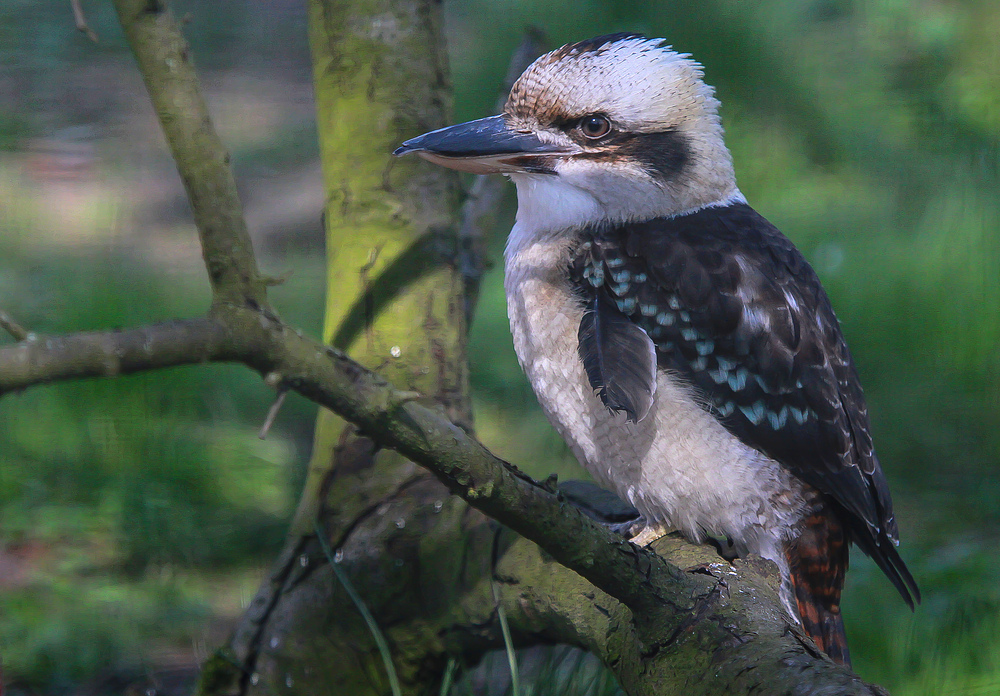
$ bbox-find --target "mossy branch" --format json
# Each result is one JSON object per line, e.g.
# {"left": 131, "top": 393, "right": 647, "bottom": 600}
{"left": 0, "top": 303, "right": 887, "bottom": 694}
{"left": 0, "top": 318, "right": 232, "bottom": 394}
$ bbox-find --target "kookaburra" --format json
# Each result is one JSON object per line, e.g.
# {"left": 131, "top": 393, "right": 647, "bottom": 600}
{"left": 394, "top": 33, "right": 918, "bottom": 664}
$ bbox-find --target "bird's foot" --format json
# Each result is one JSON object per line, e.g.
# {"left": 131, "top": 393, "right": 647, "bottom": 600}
{"left": 606, "top": 517, "right": 643, "bottom": 538}
{"left": 630, "top": 523, "right": 675, "bottom": 547}
{"left": 607, "top": 516, "right": 675, "bottom": 546}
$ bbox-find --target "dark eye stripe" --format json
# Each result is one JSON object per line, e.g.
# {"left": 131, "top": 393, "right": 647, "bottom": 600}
{"left": 618, "top": 129, "right": 690, "bottom": 179}
{"left": 568, "top": 128, "right": 691, "bottom": 181}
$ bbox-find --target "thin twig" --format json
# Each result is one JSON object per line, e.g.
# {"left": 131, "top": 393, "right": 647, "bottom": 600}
{"left": 0, "top": 311, "right": 28, "bottom": 342}
{"left": 258, "top": 387, "right": 288, "bottom": 440}
{"left": 70, "top": 0, "right": 99, "bottom": 42}
{"left": 0, "top": 318, "right": 232, "bottom": 394}
{"left": 458, "top": 30, "right": 546, "bottom": 242}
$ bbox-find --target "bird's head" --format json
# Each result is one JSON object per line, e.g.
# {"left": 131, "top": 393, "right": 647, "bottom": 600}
{"left": 394, "top": 34, "right": 742, "bottom": 232}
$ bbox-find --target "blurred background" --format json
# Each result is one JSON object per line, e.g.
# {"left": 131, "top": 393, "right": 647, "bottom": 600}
{"left": 1, "top": 0, "right": 998, "bottom": 694}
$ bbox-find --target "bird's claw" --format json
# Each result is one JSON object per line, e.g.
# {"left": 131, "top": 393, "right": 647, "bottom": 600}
{"left": 607, "top": 516, "right": 675, "bottom": 547}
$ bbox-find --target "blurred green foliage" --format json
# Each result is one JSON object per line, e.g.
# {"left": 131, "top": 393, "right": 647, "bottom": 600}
{"left": 0, "top": 163, "right": 324, "bottom": 692}
{"left": 1, "top": 0, "right": 999, "bottom": 694}
{"left": 0, "top": 232, "right": 322, "bottom": 691}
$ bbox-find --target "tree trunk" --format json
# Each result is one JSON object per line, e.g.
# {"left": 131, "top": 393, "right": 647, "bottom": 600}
{"left": 198, "top": 0, "right": 478, "bottom": 693}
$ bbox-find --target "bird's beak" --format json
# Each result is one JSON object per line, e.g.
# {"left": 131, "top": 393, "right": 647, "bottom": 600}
{"left": 393, "top": 115, "right": 568, "bottom": 174}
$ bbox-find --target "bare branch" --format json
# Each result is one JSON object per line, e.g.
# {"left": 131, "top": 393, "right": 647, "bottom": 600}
{"left": 0, "top": 310, "right": 28, "bottom": 342}
{"left": 0, "top": 318, "right": 234, "bottom": 395}
{"left": 230, "top": 307, "right": 883, "bottom": 694}
{"left": 0, "top": 305, "right": 751, "bottom": 630}
{"left": 70, "top": 0, "right": 99, "bottom": 42}
{"left": 258, "top": 387, "right": 288, "bottom": 440}
{"left": 0, "top": 309, "right": 682, "bottom": 617}
{"left": 111, "top": 0, "right": 268, "bottom": 309}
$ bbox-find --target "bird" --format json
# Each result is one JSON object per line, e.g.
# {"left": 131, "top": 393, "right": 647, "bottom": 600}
{"left": 394, "top": 33, "right": 919, "bottom": 665}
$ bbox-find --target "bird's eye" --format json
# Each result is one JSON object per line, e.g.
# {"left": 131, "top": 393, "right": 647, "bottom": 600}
{"left": 579, "top": 115, "right": 611, "bottom": 139}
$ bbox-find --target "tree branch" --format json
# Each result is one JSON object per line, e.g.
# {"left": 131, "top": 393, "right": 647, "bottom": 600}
{"left": 70, "top": 0, "right": 99, "bottom": 42}
{"left": 111, "top": 0, "right": 268, "bottom": 309}
{"left": 0, "top": 306, "right": 884, "bottom": 693}
{"left": 0, "top": 310, "right": 28, "bottom": 342}
{"left": 0, "top": 307, "right": 684, "bottom": 613}
{"left": 225, "top": 309, "right": 885, "bottom": 694}
{"left": 0, "top": 318, "right": 234, "bottom": 395}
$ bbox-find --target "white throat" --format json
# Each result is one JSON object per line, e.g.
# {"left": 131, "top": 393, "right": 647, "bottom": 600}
{"left": 508, "top": 171, "right": 745, "bottom": 240}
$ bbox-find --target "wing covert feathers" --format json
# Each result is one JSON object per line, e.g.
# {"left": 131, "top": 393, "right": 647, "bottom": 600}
{"left": 578, "top": 292, "right": 657, "bottom": 423}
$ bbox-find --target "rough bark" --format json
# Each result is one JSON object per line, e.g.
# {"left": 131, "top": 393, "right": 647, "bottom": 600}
{"left": 0, "top": 3, "right": 892, "bottom": 695}
{"left": 218, "top": 0, "right": 470, "bottom": 692}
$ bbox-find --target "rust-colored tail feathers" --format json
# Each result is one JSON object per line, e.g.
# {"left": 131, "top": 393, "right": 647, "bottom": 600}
{"left": 786, "top": 499, "right": 852, "bottom": 666}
